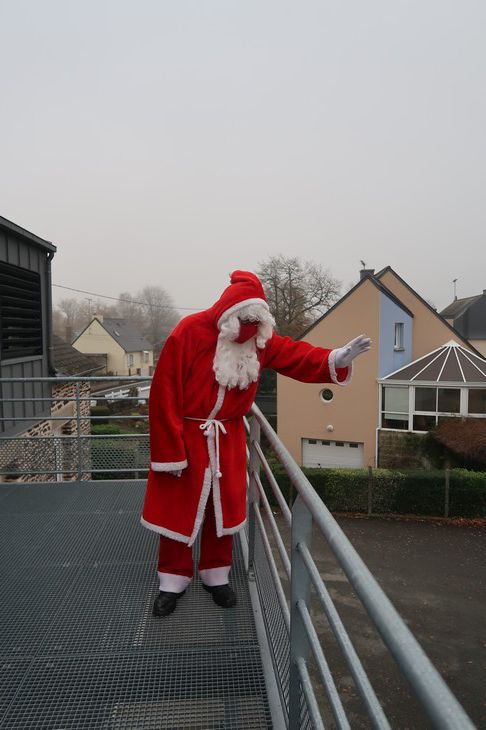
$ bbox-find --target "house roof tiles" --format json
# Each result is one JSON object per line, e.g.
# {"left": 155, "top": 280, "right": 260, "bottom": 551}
{"left": 99, "top": 318, "right": 153, "bottom": 352}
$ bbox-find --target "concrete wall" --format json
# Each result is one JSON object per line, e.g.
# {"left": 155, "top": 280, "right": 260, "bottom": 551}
{"left": 277, "top": 278, "right": 380, "bottom": 467}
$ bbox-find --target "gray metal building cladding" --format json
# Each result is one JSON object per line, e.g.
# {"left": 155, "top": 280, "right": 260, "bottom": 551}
{"left": 386, "top": 342, "right": 486, "bottom": 383}
{"left": 0, "top": 216, "right": 57, "bottom": 435}
{"left": 440, "top": 291, "right": 486, "bottom": 340}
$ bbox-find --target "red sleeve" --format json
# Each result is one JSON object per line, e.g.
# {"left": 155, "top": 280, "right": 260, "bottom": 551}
{"left": 262, "top": 333, "right": 352, "bottom": 385}
{"left": 148, "top": 333, "right": 188, "bottom": 471}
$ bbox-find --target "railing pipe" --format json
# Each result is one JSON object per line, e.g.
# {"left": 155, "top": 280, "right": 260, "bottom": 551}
{"left": 251, "top": 403, "right": 475, "bottom": 730}
{"left": 253, "top": 504, "right": 290, "bottom": 632}
{"left": 296, "top": 657, "right": 325, "bottom": 730}
{"left": 248, "top": 416, "right": 261, "bottom": 578}
{"left": 254, "top": 472, "right": 291, "bottom": 578}
{"left": 289, "top": 496, "right": 313, "bottom": 729}
{"left": 254, "top": 440, "right": 292, "bottom": 525}
{"left": 298, "top": 542, "right": 390, "bottom": 729}
{"left": 297, "top": 599, "right": 351, "bottom": 729}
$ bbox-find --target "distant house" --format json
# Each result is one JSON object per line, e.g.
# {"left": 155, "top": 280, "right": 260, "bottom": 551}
{"left": 277, "top": 266, "right": 485, "bottom": 470}
{"left": 72, "top": 315, "right": 154, "bottom": 376}
{"left": 440, "top": 290, "right": 486, "bottom": 357}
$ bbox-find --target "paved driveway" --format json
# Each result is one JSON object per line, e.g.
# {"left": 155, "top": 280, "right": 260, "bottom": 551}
{"left": 277, "top": 514, "right": 485, "bottom": 728}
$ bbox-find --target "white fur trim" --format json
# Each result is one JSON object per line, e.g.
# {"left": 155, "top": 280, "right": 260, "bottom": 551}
{"left": 151, "top": 459, "right": 188, "bottom": 472}
{"left": 208, "top": 384, "right": 226, "bottom": 420}
{"left": 188, "top": 468, "right": 213, "bottom": 547}
{"left": 217, "top": 298, "right": 269, "bottom": 328}
{"left": 220, "top": 518, "right": 247, "bottom": 536}
{"left": 158, "top": 572, "right": 192, "bottom": 592}
{"left": 328, "top": 350, "right": 353, "bottom": 386}
{"left": 140, "top": 516, "right": 191, "bottom": 543}
{"left": 199, "top": 566, "right": 231, "bottom": 586}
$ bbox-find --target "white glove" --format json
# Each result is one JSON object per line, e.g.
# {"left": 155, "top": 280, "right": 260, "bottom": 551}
{"left": 168, "top": 470, "right": 182, "bottom": 478}
{"left": 334, "top": 334, "right": 371, "bottom": 368}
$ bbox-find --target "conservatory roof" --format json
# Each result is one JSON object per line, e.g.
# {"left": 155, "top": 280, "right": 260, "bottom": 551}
{"left": 383, "top": 341, "right": 486, "bottom": 384}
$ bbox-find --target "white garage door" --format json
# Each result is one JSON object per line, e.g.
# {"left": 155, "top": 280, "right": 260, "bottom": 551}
{"left": 302, "top": 438, "right": 364, "bottom": 468}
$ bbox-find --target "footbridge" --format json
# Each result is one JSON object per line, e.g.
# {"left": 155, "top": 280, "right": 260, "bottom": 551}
{"left": 0, "top": 376, "right": 476, "bottom": 728}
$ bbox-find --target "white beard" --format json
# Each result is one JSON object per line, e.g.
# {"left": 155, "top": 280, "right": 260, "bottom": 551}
{"left": 213, "top": 336, "right": 260, "bottom": 390}
{"left": 213, "top": 303, "right": 275, "bottom": 390}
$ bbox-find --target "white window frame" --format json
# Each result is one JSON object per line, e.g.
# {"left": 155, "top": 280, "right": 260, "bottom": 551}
{"left": 379, "top": 384, "right": 483, "bottom": 433}
{"left": 394, "top": 322, "right": 404, "bottom": 351}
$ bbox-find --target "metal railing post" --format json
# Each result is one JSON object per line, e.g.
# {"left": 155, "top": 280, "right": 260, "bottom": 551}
{"left": 75, "top": 381, "right": 82, "bottom": 481}
{"left": 289, "top": 495, "right": 313, "bottom": 729}
{"left": 248, "top": 415, "right": 261, "bottom": 579}
{"left": 444, "top": 465, "right": 450, "bottom": 518}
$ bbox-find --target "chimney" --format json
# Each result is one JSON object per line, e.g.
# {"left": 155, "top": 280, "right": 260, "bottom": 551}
{"left": 360, "top": 268, "right": 375, "bottom": 280}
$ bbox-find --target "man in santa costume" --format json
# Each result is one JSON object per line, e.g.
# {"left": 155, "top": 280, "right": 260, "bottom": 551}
{"left": 141, "top": 270, "right": 370, "bottom": 616}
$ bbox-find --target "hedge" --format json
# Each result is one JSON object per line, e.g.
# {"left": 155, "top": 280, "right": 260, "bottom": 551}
{"left": 260, "top": 466, "right": 486, "bottom": 518}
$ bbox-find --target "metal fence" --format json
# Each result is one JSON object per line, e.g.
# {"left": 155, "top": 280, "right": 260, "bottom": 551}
{"left": 0, "top": 376, "right": 476, "bottom": 728}
{"left": 247, "top": 404, "right": 475, "bottom": 729}
{"left": 0, "top": 375, "right": 150, "bottom": 480}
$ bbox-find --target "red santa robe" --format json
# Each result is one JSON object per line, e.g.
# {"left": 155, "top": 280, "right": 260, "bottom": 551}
{"left": 141, "top": 271, "right": 351, "bottom": 546}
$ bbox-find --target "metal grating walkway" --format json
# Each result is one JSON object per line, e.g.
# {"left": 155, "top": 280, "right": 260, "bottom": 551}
{"left": 0, "top": 480, "right": 272, "bottom": 729}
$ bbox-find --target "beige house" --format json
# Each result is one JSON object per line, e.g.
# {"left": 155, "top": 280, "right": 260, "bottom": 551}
{"left": 72, "top": 315, "right": 154, "bottom": 376}
{"left": 277, "top": 267, "right": 483, "bottom": 469}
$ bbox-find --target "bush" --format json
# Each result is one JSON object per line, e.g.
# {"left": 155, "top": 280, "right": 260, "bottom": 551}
{"left": 91, "top": 424, "right": 122, "bottom": 435}
{"left": 260, "top": 465, "right": 486, "bottom": 518}
{"left": 90, "top": 405, "right": 111, "bottom": 425}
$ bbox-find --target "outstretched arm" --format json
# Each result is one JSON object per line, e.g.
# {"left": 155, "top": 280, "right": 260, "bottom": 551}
{"left": 262, "top": 332, "right": 371, "bottom": 385}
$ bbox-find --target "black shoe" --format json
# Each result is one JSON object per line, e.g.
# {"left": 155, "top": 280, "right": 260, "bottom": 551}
{"left": 202, "top": 583, "right": 237, "bottom": 608}
{"left": 152, "top": 590, "right": 186, "bottom": 617}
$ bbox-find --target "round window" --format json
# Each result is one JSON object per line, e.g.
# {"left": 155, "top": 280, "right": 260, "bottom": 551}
{"left": 320, "top": 388, "right": 334, "bottom": 403}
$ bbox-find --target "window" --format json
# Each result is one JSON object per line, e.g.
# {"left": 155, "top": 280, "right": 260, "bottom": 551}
{"left": 381, "top": 385, "right": 408, "bottom": 430}
{"left": 394, "top": 322, "right": 404, "bottom": 350}
{"left": 349, "top": 443, "right": 359, "bottom": 448}
{"left": 415, "top": 387, "right": 436, "bottom": 412}
{"left": 437, "top": 388, "right": 460, "bottom": 413}
{"left": 0, "top": 261, "right": 42, "bottom": 361}
{"left": 468, "top": 389, "right": 486, "bottom": 415}
{"left": 128, "top": 354, "right": 134, "bottom": 367}
{"left": 320, "top": 388, "right": 333, "bottom": 402}
{"left": 308, "top": 439, "right": 317, "bottom": 445}
{"left": 413, "top": 414, "right": 436, "bottom": 431}
{"left": 143, "top": 350, "right": 149, "bottom": 364}
{"left": 335, "top": 442, "right": 344, "bottom": 447}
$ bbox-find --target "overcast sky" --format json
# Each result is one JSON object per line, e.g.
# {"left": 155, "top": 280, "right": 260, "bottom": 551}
{"left": 1, "top": 1, "right": 485, "bottom": 316}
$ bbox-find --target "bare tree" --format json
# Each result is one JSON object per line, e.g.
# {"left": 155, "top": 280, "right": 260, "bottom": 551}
{"left": 257, "top": 255, "right": 341, "bottom": 337}
{"left": 118, "top": 291, "right": 145, "bottom": 326}
{"left": 138, "top": 286, "right": 179, "bottom": 352}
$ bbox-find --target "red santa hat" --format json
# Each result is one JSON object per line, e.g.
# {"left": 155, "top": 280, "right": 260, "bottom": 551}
{"left": 211, "top": 270, "right": 270, "bottom": 329}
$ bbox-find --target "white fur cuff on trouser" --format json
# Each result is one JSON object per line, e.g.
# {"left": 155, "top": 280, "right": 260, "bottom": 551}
{"left": 158, "top": 571, "right": 192, "bottom": 593}
{"left": 199, "top": 566, "right": 231, "bottom": 586}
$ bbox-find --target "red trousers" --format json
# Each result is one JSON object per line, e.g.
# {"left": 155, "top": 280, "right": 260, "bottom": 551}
{"left": 157, "top": 492, "right": 233, "bottom": 579}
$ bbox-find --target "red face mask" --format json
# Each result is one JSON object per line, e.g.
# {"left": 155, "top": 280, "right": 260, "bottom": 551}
{"left": 235, "top": 322, "right": 259, "bottom": 343}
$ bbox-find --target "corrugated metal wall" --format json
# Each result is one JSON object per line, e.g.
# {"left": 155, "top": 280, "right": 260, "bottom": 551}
{"left": 0, "top": 227, "right": 52, "bottom": 435}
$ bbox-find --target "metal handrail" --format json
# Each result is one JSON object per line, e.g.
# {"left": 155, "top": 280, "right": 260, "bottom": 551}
{"left": 248, "top": 402, "right": 475, "bottom": 730}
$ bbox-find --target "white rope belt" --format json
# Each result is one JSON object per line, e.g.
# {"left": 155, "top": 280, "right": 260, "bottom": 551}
{"left": 185, "top": 417, "right": 227, "bottom": 478}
